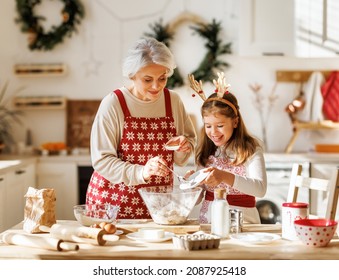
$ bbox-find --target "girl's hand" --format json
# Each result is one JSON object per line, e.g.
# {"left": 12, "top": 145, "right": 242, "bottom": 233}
{"left": 142, "top": 156, "right": 169, "bottom": 181}
{"left": 165, "top": 136, "right": 191, "bottom": 153}
{"left": 203, "top": 167, "right": 227, "bottom": 187}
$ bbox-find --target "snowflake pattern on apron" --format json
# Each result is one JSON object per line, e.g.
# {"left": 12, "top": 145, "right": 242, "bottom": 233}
{"left": 86, "top": 89, "right": 176, "bottom": 219}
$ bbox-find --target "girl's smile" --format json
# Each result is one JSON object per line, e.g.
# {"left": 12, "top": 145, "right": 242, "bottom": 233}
{"left": 203, "top": 113, "right": 238, "bottom": 147}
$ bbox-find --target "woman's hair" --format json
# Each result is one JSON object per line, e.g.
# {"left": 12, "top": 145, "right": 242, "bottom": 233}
{"left": 196, "top": 92, "right": 261, "bottom": 166}
{"left": 122, "top": 37, "right": 176, "bottom": 79}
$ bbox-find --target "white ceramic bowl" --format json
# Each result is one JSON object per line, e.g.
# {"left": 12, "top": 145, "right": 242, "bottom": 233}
{"left": 138, "top": 186, "right": 202, "bottom": 225}
{"left": 73, "top": 204, "right": 119, "bottom": 227}
{"left": 294, "top": 218, "right": 338, "bottom": 247}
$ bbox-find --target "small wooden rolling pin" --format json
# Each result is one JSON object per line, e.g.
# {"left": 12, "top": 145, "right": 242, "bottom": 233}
{"left": 2, "top": 232, "right": 79, "bottom": 251}
{"left": 40, "top": 224, "right": 119, "bottom": 246}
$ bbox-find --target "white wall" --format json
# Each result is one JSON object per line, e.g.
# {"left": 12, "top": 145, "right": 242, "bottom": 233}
{"left": 1, "top": 0, "right": 338, "bottom": 153}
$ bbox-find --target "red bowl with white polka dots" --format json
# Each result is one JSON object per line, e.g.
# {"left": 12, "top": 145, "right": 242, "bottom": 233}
{"left": 294, "top": 219, "right": 338, "bottom": 247}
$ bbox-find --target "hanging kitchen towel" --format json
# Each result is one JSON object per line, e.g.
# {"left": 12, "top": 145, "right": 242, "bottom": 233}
{"left": 321, "top": 71, "right": 339, "bottom": 122}
{"left": 297, "top": 71, "right": 325, "bottom": 122}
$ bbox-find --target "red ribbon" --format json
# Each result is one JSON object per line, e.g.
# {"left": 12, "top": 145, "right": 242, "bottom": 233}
{"left": 205, "top": 190, "right": 256, "bottom": 207}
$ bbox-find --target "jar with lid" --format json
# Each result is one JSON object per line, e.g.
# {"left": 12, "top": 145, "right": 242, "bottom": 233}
{"left": 211, "top": 188, "right": 229, "bottom": 238}
{"left": 282, "top": 202, "right": 309, "bottom": 240}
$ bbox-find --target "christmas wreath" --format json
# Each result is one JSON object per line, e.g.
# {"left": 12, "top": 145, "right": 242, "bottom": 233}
{"left": 15, "top": 0, "right": 85, "bottom": 51}
{"left": 144, "top": 18, "right": 232, "bottom": 88}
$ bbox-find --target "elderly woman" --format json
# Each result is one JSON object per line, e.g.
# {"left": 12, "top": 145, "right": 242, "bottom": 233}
{"left": 86, "top": 37, "right": 197, "bottom": 219}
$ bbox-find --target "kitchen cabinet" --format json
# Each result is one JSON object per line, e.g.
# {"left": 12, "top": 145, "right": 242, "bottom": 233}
{"left": 3, "top": 162, "right": 36, "bottom": 231}
{"left": 238, "top": 0, "right": 295, "bottom": 56}
{"left": 36, "top": 162, "right": 78, "bottom": 220}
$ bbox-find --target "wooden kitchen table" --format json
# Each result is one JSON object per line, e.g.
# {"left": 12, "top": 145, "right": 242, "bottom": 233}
{"left": 0, "top": 220, "right": 339, "bottom": 260}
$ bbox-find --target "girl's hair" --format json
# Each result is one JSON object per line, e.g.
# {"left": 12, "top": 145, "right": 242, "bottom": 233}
{"left": 196, "top": 92, "right": 261, "bottom": 166}
{"left": 122, "top": 37, "right": 176, "bottom": 79}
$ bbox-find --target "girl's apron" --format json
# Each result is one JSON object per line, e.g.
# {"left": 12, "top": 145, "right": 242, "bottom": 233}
{"left": 86, "top": 89, "right": 176, "bottom": 219}
{"left": 199, "top": 155, "right": 256, "bottom": 223}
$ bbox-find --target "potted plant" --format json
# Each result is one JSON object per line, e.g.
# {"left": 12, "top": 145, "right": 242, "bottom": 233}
{"left": 0, "top": 81, "right": 23, "bottom": 153}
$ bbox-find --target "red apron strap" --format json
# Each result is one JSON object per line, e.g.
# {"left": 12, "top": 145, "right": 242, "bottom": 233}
{"left": 205, "top": 190, "right": 214, "bottom": 201}
{"left": 163, "top": 88, "right": 172, "bottom": 117}
{"left": 114, "top": 89, "right": 131, "bottom": 117}
{"left": 226, "top": 194, "right": 256, "bottom": 208}
{"left": 205, "top": 191, "right": 256, "bottom": 208}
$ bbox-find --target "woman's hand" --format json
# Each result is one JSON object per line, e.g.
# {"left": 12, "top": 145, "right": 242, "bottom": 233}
{"left": 142, "top": 156, "right": 170, "bottom": 181}
{"left": 183, "top": 169, "right": 195, "bottom": 180}
{"left": 166, "top": 136, "right": 191, "bottom": 153}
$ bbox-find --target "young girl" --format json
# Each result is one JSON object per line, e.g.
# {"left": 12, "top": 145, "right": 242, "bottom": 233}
{"left": 189, "top": 72, "right": 267, "bottom": 224}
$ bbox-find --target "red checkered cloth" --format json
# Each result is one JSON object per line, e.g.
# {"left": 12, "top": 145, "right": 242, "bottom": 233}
{"left": 321, "top": 71, "right": 339, "bottom": 122}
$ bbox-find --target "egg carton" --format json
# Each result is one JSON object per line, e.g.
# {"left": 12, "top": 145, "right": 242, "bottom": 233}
{"left": 172, "top": 232, "right": 220, "bottom": 251}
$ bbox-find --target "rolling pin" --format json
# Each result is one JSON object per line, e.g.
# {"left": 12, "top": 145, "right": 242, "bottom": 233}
{"left": 40, "top": 224, "right": 119, "bottom": 246}
{"left": 2, "top": 232, "right": 79, "bottom": 251}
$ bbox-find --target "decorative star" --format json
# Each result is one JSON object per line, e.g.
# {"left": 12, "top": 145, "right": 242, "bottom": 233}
{"left": 83, "top": 55, "right": 102, "bottom": 76}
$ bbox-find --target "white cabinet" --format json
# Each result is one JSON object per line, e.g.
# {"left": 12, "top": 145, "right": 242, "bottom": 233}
{"left": 0, "top": 174, "right": 6, "bottom": 232}
{"left": 3, "top": 163, "right": 36, "bottom": 230}
{"left": 36, "top": 162, "right": 78, "bottom": 220}
{"left": 238, "top": 0, "right": 295, "bottom": 56}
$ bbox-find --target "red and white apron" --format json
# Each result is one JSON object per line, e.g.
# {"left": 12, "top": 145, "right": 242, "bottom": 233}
{"left": 199, "top": 155, "right": 256, "bottom": 223}
{"left": 86, "top": 89, "right": 176, "bottom": 219}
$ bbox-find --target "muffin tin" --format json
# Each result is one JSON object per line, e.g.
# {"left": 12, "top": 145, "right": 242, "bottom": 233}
{"left": 172, "top": 232, "right": 220, "bottom": 250}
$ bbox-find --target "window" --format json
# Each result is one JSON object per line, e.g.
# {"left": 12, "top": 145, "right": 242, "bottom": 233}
{"left": 296, "top": 0, "right": 339, "bottom": 57}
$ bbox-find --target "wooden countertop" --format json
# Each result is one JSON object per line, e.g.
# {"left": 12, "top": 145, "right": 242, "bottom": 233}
{"left": 1, "top": 220, "right": 339, "bottom": 260}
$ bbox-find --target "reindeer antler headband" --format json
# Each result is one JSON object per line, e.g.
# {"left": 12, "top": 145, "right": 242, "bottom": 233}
{"left": 188, "top": 72, "right": 238, "bottom": 116}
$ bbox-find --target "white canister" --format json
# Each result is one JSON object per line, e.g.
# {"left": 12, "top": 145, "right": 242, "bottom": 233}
{"left": 282, "top": 202, "right": 309, "bottom": 240}
{"left": 211, "top": 189, "right": 229, "bottom": 238}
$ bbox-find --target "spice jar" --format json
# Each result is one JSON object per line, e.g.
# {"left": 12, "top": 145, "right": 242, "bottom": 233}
{"left": 229, "top": 209, "right": 243, "bottom": 233}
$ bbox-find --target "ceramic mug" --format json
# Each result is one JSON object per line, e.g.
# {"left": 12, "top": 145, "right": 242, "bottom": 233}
{"left": 282, "top": 202, "right": 309, "bottom": 240}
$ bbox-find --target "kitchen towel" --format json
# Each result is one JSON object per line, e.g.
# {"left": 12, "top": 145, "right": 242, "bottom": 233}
{"left": 297, "top": 71, "right": 325, "bottom": 122}
{"left": 321, "top": 71, "right": 339, "bottom": 122}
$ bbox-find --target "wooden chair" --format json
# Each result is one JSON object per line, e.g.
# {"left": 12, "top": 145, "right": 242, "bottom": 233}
{"left": 287, "top": 163, "right": 339, "bottom": 220}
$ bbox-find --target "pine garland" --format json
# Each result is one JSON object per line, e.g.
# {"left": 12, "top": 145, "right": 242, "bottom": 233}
{"left": 144, "top": 18, "right": 232, "bottom": 88}
{"left": 190, "top": 19, "right": 232, "bottom": 82}
{"left": 15, "top": 0, "right": 85, "bottom": 51}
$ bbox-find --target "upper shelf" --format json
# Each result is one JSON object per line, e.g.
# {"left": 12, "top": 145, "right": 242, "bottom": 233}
{"left": 14, "top": 63, "right": 67, "bottom": 77}
{"left": 276, "top": 70, "right": 335, "bottom": 83}
{"left": 13, "top": 96, "right": 67, "bottom": 110}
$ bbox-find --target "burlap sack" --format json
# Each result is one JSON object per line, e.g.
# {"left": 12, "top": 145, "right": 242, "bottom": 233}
{"left": 23, "top": 187, "right": 56, "bottom": 233}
